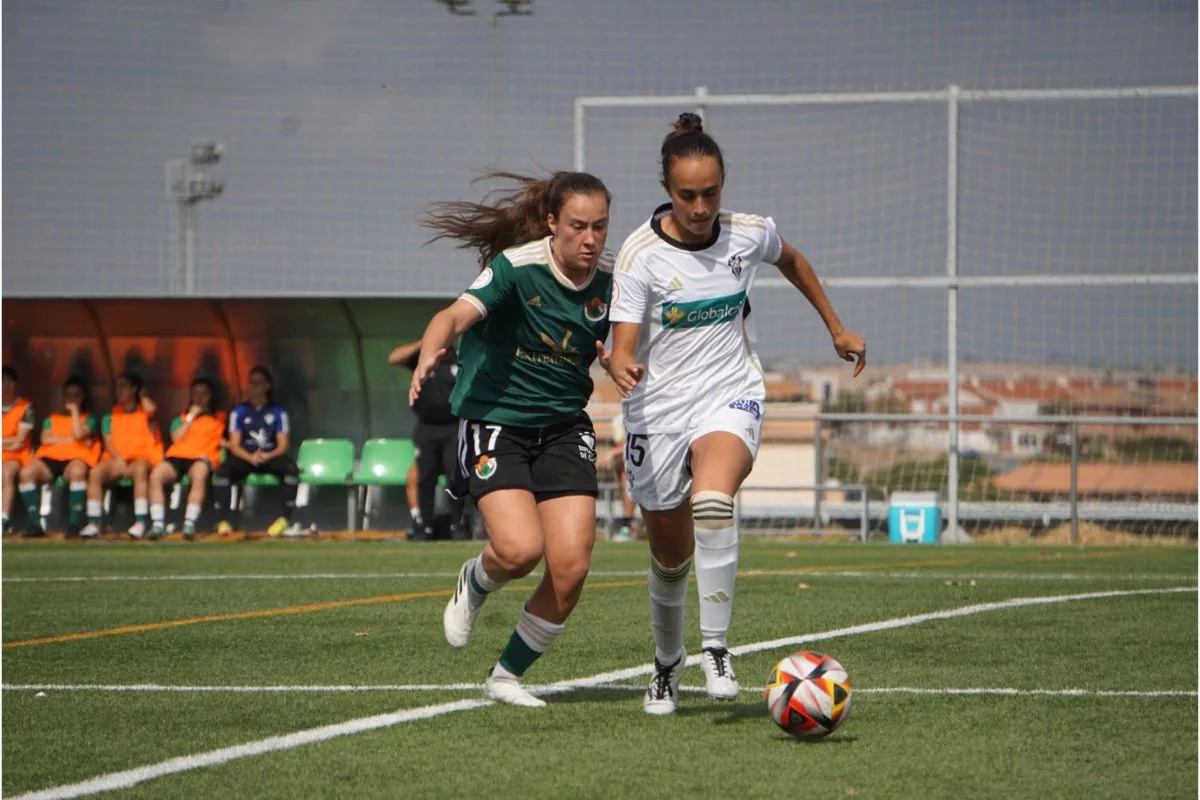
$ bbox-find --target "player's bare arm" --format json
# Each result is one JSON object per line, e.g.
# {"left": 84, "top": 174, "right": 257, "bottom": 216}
{"left": 388, "top": 339, "right": 423, "bottom": 367}
{"left": 409, "top": 299, "right": 480, "bottom": 406}
{"left": 604, "top": 322, "right": 646, "bottom": 398}
{"left": 771, "top": 237, "right": 866, "bottom": 376}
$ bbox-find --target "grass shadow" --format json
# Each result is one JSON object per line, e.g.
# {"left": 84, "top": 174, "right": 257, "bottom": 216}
{"left": 544, "top": 688, "right": 644, "bottom": 705}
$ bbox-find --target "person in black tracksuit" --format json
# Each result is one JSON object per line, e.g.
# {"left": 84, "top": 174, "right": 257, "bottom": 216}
{"left": 389, "top": 339, "right": 467, "bottom": 540}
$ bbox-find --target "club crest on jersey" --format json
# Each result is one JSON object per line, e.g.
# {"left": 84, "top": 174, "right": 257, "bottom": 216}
{"left": 728, "top": 255, "right": 744, "bottom": 279}
{"left": 584, "top": 297, "right": 607, "bottom": 323}
{"left": 728, "top": 399, "right": 761, "bottom": 420}
{"left": 474, "top": 455, "right": 497, "bottom": 480}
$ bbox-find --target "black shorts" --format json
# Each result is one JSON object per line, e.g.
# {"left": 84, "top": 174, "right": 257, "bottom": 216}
{"left": 166, "top": 456, "right": 212, "bottom": 479}
{"left": 455, "top": 413, "right": 598, "bottom": 502}
{"left": 40, "top": 458, "right": 73, "bottom": 480}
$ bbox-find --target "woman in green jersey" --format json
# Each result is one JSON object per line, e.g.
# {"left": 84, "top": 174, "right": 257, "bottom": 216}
{"left": 411, "top": 170, "right": 627, "bottom": 708}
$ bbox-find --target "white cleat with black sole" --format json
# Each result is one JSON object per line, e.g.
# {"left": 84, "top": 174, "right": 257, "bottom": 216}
{"left": 483, "top": 670, "right": 546, "bottom": 708}
{"left": 700, "top": 646, "right": 740, "bottom": 700}
{"left": 643, "top": 654, "right": 685, "bottom": 715}
{"left": 443, "top": 559, "right": 483, "bottom": 648}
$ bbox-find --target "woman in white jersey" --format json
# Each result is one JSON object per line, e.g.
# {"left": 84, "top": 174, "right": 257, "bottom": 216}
{"left": 606, "top": 113, "right": 866, "bottom": 715}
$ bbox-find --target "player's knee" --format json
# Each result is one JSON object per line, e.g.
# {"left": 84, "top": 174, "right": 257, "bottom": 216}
{"left": 691, "top": 490, "right": 738, "bottom": 553}
{"left": 68, "top": 462, "right": 90, "bottom": 483}
{"left": 492, "top": 542, "right": 543, "bottom": 579}
{"left": 691, "top": 490, "right": 735, "bottom": 531}
{"left": 551, "top": 557, "right": 591, "bottom": 593}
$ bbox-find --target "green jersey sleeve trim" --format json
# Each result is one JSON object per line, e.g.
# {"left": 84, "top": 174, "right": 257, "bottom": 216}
{"left": 461, "top": 254, "right": 515, "bottom": 318}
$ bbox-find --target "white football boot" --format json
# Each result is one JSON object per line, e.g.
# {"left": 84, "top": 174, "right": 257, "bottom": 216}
{"left": 443, "top": 559, "right": 484, "bottom": 648}
{"left": 700, "top": 646, "right": 740, "bottom": 700}
{"left": 483, "top": 669, "right": 546, "bottom": 708}
{"left": 643, "top": 653, "right": 685, "bottom": 715}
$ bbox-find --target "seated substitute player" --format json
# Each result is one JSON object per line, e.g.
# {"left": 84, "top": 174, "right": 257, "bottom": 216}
{"left": 389, "top": 339, "right": 468, "bottom": 540}
{"left": 210, "top": 366, "right": 301, "bottom": 537}
{"left": 607, "top": 113, "right": 866, "bottom": 715}
{"left": 17, "top": 375, "right": 102, "bottom": 538}
{"left": 2, "top": 367, "right": 35, "bottom": 534}
{"left": 148, "top": 377, "right": 226, "bottom": 540}
{"left": 411, "top": 170, "right": 620, "bottom": 708}
{"left": 84, "top": 372, "right": 163, "bottom": 539}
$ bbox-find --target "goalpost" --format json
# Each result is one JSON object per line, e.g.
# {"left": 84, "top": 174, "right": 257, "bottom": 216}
{"left": 574, "top": 84, "right": 1198, "bottom": 537}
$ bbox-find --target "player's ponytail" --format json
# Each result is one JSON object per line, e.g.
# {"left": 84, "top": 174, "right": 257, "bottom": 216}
{"left": 661, "top": 112, "right": 725, "bottom": 189}
{"left": 422, "top": 170, "right": 610, "bottom": 268}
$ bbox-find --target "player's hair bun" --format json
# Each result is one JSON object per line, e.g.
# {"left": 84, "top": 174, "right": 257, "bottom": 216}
{"left": 671, "top": 112, "right": 704, "bottom": 137}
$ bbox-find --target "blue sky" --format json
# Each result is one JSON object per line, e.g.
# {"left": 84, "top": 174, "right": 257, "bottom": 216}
{"left": 4, "top": 0, "right": 1196, "bottom": 368}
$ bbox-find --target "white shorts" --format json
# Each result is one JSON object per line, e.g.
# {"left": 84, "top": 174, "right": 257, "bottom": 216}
{"left": 623, "top": 400, "right": 764, "bottom": 512}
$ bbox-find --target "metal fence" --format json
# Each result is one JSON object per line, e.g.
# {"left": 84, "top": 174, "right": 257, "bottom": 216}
{"left": 577, "top": 84, "right": 1197, "bottom": 543}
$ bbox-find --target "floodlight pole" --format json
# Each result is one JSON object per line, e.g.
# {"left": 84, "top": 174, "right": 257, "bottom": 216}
{"left": 490, "top": 3, "right": 533, "bottom": 167}
{"left": 165, "top": 141, "right": 224, "bottom": 295}
{"left": 440, "top": 2, "right": 533, "bottom": 169}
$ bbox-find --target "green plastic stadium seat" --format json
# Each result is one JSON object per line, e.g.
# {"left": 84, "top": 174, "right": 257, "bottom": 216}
{"left": 298, "top": 438, "right": 355, "bottom": 485}
{"left": 245, "top": 473, "right": 281, "bottom": 487}
{"left": 298, "top": 438, "right": 358, "bottom": 532}
{"left": 353, "top": 438, "right": 416, "bottom": 486}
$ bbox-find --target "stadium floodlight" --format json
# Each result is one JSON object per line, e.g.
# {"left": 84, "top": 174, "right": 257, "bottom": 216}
{"left": 435, "top": 0, "right": 477, "bottom": 15}
{"left": 165, "top": 140, "right": 225, "bottom": 295}
{"left": 496, "top": 1, "right": 533, "bottom": 15}
{"left": 189, "top": 140, "right": 223, "bottom": 166}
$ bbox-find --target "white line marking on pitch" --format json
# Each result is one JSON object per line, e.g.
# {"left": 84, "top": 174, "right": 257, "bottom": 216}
{"left": 4, "top": 570, "right": 1194, "bottom": 583}
{"left": 6, "top": 682, "right": 1193, "bottom": 699}
{"left": 10, "top": 585, "right": 1195, "bottom": 800}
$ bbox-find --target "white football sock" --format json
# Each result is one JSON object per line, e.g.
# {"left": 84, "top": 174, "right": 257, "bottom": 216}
{"left": 692, "top": 490, "right": 738, "bottom": 650}
{"left": 648, "top": 555, "right": 691, "bottom": 664}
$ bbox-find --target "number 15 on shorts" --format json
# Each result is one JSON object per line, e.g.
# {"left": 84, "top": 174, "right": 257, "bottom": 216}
{"left": 624, "top": 433, "right": 648, "bottom": 468}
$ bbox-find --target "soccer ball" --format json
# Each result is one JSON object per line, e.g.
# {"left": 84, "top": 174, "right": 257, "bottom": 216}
{"left": 765, "top": 650, "right": 852, "bottom": 739}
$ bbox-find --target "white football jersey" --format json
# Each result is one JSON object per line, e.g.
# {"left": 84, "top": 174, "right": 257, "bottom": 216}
{"left": 610, "top": 204, "right": 783, "bottom": 432}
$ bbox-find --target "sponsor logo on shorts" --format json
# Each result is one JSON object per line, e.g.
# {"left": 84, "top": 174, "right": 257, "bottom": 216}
{"left": 584, "top": 297, "right": 607, "bottom": 323}
{"left": 578, "top": 431, "right": 596, "bottom": 463}
{"left": 728, "top": 399, "right": 762, "bottom": 419}
{"left": 661, "top": 291, "right": 746, "bottom": 330}
{"left": 474, "top": 455, "right": 497, "bottom": 480}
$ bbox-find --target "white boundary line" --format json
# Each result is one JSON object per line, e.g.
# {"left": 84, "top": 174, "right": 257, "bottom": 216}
{"left": 5, "top": 682, "right": 1194, "bottom": 699}
{"left": 11, "top": 586, "right": 1195, "bottom": 800}
{"left": 4, "top": 570, "right": 1195, "bottom": 583}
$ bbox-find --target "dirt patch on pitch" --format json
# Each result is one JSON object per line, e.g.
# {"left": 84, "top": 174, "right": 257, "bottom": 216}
{"left": 972, "top": 522, "right": 1194, "bottom": 547}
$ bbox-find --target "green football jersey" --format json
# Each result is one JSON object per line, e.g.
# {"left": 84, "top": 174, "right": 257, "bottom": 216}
{"left": 451, "top": 236, "right": 615, "bottom": 427}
